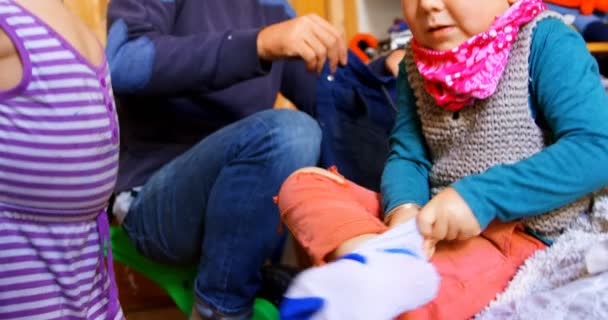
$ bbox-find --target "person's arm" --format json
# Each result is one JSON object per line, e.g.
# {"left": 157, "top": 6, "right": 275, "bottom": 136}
{"left": 106, "top": 0, "right": 272, "bottom": 95}
{"left": 381, "top": 60, "right": 432, "bottom": 216}
{"left": 451, "top": 18, "right": 608, "bottom": 230}
{"left": 0, "top": 29, "right": 21, "bottom": 91}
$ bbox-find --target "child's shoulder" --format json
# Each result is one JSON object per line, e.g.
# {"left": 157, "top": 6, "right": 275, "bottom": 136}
{"left": 532, "top": 15, "right": 585, "bottom": 46}
{"left": 529, "top": 14, "right": 589, "bottom": 65}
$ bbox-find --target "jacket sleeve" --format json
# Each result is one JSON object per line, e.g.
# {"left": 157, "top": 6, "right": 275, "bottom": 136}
{"left": 106, "top": 0, "right": 271, "bottom": 95}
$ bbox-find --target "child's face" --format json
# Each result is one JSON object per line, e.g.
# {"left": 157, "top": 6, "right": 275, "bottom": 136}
{"left": 403, "top": 0, "right": 517, "bottom": 51}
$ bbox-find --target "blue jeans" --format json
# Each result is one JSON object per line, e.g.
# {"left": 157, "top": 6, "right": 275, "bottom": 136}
{"left": 122, "top": 109, "right": 321, "bottom": 317}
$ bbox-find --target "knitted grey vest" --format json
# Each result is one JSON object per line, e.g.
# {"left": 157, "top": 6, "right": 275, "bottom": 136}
{"left": 403, "top": 11, "right": 592, "bottom": 239}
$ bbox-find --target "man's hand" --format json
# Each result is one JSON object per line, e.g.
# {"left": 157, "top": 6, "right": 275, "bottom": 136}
{"left": 417, "top": 187, "right": 481, "bottom": 242}
{"left": 257, "top": 14, "right": 348, "bottom": 74}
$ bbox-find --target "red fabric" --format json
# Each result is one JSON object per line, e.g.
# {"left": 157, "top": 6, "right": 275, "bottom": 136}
{"left": 399, "top": 222, "right": 545, "bottom": 320}
{"left": 278, "top": 169, "right": 387, "bottom": 265}
{"left": 278, "top": 170, "right": 546, "bottom": 319}
{"left": 349, "top": 33, "right": 378, "bottom": 64}
{"left": 545, "top": 0, "right": 608, "bottom": 14}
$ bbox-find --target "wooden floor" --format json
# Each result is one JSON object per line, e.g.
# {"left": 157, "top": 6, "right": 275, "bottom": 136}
{"left": 114, "top": 261, "right": 187, "bottom": 320}
{"left": 125, "top": 307, "right": 185, "bottom": 320}
{"left": 115, "top": 234, "right": 300, "bottom": 320}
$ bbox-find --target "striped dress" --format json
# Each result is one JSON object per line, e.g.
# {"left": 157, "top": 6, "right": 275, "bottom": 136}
{"left": 0, "top": 0, "right": 124, "bottom": 319}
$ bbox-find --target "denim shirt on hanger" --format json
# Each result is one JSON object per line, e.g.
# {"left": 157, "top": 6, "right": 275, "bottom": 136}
{"left": 314, "top": 50, "right": 397, "bottom": 191}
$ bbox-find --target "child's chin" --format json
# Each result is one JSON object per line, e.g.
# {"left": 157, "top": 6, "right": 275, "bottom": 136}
{"left": 424, "top": 37, "right": 467, "bottom": 52}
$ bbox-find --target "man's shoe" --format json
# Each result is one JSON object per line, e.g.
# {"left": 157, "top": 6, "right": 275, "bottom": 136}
{"left": 257, "top": 264, "right": 300, "bottom": 307}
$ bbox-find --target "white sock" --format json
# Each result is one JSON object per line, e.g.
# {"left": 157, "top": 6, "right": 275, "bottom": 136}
{"left": 280, "top": 220, "right": 440, "bottom": 320}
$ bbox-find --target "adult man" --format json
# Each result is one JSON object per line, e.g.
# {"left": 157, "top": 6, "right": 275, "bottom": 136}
{"left": 106, "top": 0, "right": 347, "bottom": 318}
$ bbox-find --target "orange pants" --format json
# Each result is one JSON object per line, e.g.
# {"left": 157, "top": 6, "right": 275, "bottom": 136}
{"left": 277, "top": 170, "right": 547, "bottom": 320}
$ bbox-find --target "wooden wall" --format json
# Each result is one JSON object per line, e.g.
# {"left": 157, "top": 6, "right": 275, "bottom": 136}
{"left": 64, "top": 0, "right": 109, "bottom": 44}
{"left": 290, "top": 0, "right": 358, "bottom": 43}
{"left": 62, "top": 0, "right": 362, "bottom": 51}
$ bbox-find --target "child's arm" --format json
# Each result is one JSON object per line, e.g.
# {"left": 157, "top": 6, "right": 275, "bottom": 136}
{"left": 380, "top": 61, "right": 432, "bottom": 220}
{"left": 0, "top": 28, "right": 12, "bottom": 57}
{"left": 449, "top": 19, "right": 608, "bottom": 232}
{"left": 0, "top": 28, "right": 22, "bottom": 91}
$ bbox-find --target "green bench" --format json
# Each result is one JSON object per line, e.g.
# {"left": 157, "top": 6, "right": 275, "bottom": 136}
{"left": 108, "top": 226, "right": 279, "bottom": 319}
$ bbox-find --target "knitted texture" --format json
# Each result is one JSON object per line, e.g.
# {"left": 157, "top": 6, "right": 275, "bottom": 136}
{"left": 473, "top": 190, "right": 608, "bottom": 318}
{"left": 404, "top": 11, "right": 591, "bottom": 239}
{"left": 475, "top": 229, "right": 608, "bottom": 319}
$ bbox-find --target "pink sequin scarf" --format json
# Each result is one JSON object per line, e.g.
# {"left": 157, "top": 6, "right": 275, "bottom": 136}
{"left": 411, "top": 0, "right": 547, "bottom": 111}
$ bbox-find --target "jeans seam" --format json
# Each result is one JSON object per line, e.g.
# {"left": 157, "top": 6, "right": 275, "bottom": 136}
{"left": 124, "top": 191, "right": 184, "bottom": 263}
{"left": 214, "top": 115, "right": 275, "bottom": 310}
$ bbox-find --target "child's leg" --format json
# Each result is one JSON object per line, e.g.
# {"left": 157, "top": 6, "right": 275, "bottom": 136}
{"left": 277, "top": 168, "right": 439, "bottom": 319}
{"left": 399, "top": 221, "right": 547, "bottom": 320}
{"left": 277, "top": 167, "right": 388, "bottom": 265}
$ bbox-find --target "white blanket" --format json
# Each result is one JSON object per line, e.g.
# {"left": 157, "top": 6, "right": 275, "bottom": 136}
{"left": 477, "top": 194, "right": 608, "bottom": 319}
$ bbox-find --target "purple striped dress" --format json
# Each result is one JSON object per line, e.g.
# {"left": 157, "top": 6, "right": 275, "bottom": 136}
{"left": 0, "top": 0, "right": 124, "bottom": 319}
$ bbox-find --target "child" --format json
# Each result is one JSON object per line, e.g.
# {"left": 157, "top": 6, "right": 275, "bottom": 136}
{"left": 0, "top": 0, "right": 123, "bottom": 319}
{"left": 276, "top": 0, "right": 608, "bottom": 319}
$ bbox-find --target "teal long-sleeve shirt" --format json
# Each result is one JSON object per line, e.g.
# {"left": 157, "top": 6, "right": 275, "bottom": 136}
{"left": 381, "top": 18, "right": 608, "bottom": 231}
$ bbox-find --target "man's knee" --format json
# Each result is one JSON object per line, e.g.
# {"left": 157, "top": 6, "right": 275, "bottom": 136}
{"left": 257, "top": 109, "right": 322, "bottom": 160}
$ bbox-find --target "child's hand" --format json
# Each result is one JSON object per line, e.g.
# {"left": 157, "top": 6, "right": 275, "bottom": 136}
{"left": 417, "top": 187, "right": 481, "bottom": 242}
{"left": 385, "top": 204, "right": 437, "bottom": 258}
